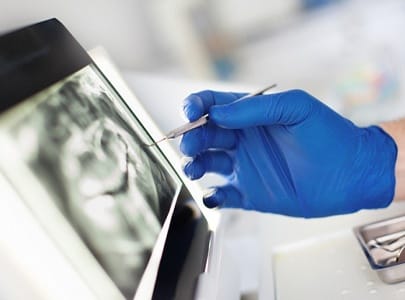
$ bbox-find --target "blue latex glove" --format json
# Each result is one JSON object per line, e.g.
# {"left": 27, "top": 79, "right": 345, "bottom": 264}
{"left": 180, "top": 89, "right": 397, "bottom": 218}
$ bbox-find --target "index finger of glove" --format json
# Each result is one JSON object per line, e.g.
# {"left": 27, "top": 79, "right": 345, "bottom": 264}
{"left": 209, "top": 89, "right": 315, "bottom": 129}
{"left": 183, "top": 90, "right": 246, "bottom": 122}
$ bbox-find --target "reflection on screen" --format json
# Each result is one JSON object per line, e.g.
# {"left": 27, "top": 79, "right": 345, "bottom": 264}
{"left": 6, "top": 66, "right": 180, "bottom": 298}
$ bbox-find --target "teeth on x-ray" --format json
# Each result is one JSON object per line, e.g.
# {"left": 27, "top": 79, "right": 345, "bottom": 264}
{"left": 9, "top": 66, "right": 179, "bottom": 299}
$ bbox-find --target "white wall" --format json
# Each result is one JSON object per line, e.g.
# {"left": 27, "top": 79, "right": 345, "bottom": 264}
{"left": 0, "top": 0, "right": 159, "bottom": 69}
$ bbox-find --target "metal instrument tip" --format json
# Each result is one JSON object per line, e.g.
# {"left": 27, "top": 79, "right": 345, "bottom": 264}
{"left": 145, "top": 137, "right": 168, "bottom": 147}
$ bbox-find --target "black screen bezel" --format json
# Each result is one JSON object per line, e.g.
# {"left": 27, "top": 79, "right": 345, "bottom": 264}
{"left": 0, "top": 19, "right": 91, "bottom": 112}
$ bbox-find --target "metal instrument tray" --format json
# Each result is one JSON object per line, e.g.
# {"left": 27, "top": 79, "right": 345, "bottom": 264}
{"left": 354, "top": 215, "right": 405, "bottom": 284}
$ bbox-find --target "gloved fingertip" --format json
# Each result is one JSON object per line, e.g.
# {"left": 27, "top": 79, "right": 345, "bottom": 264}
{"left": 183, "top": 94, "right": 204, "bottom": 121}
{"left": 179, "top": 139, "right": 192, "bottom": 156}
{"left": 183, "top": 160, "right": 204, "bottom": 180}
{"left": 203, "top": 197, "right": 220, "bottom": 208}
{"left": 203, "top": 189, "right": 222, "bottom": 208}
{"left": 180, "top": 156, "right": 192, "bottom": 169}
{"left": 180, "top": 130, "right": 203, "bottom": 157}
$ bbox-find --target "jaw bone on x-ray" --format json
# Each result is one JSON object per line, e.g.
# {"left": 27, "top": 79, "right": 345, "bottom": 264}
{"left": 6, "top": 65, "right": 179, "bottom": 298}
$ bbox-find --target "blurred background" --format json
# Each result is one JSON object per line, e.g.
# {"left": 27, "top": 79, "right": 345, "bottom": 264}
{"left": 1, "top": 0, "right": 404, "bottom": 124}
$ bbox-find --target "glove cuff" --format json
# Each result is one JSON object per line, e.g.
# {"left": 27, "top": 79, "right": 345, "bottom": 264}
{"left": 361, "top": 125, "right": 398, "bottom": 209}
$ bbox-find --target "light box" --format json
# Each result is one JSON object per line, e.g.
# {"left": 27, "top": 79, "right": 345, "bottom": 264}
{"left": 0, "top": 19, "right": 210, "bottom": 300}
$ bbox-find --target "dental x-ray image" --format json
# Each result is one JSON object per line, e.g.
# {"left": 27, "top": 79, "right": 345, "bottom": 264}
{"left": 4, "top": 65, "right": 180, "bottom": 299}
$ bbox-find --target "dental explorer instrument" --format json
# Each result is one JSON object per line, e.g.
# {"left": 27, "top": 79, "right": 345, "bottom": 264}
{"left": 147, "top": 83, "right": 277, "bottom": 147}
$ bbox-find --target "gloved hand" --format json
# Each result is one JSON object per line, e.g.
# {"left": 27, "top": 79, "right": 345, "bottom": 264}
{"left": 180, "top": 89, "right": 398, "bottom": 218}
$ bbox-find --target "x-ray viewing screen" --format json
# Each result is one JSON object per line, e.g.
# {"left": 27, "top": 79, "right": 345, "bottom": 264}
{"left": 0, "top": 64, "right": 181, "bottom": 299}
